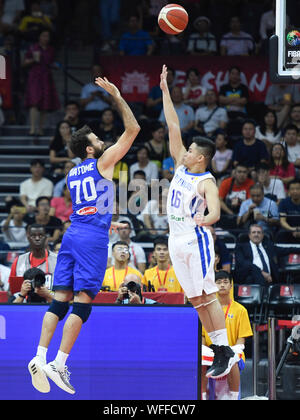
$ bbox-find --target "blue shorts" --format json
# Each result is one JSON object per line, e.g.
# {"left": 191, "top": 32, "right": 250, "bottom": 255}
{"left": 52, "top": 223, "right": 108, "bottom": 299}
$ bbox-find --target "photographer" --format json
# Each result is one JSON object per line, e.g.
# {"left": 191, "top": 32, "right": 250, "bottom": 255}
{"left": 9, "top": 267, "right": 53, "bottom": 304}
{"left": 115, "top": 274, "right": 157, "bottom": 305}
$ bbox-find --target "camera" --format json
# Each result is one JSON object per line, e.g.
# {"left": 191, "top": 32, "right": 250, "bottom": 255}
{"left": 123, "top": 281, "right": 141, "bottom": 300}
{"left": 23, "top": 267, "right": 46, "bottom": 290}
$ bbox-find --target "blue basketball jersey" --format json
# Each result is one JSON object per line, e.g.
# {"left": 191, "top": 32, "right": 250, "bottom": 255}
{"left": 67, "top": 158, "right": 114, "bottom": 231}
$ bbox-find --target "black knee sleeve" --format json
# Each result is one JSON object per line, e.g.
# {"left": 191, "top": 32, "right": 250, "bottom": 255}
{"left": 47, "top": 299, "right": 70, "bottom": 321}
{"left": 71, "top": 302, "right": 92, "bottom": 323}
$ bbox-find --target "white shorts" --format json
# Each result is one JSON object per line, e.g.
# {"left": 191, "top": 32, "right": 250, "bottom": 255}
{"left": 168, "top": 227, "right": 218, "bottom": 299}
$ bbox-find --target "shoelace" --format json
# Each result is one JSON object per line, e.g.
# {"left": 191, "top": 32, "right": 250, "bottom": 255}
{"left": 62, "top": 366, "right": 71, "bottom": 382}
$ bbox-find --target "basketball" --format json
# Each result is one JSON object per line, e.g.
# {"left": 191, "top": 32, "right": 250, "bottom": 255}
{"left": 158, "top": 4, "right": 189, "bottom": 35}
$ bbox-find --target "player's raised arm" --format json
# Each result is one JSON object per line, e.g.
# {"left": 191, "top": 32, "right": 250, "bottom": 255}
{"left": 160, "top": 64, "right": 186, "bottom": 168}
{"left": 95, "top": 77, "right": 140, "bottom": 172}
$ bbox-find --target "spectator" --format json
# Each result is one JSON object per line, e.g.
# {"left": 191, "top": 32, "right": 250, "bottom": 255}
{"left": 129, "top": 146, "right": 159, "bottom": 185}
{"left": 79, "top": 64, "right": 112, "bottom": 115}
{"left": 63, "top": 101, "right": 85, "bottom": 132}
{"left": 115, "top": 273, "right": 157, "bottom": 304}
{"left": 187, "top": 16, "right": 217, "bottom": 56}
{"left": 206, "top": 226, "right": 232, "bottom": 273}
{"left": 1, "top": 205, "right": 28, "bottom": 245}
{"left": 146, "top": 66, "right": 175, "bottom": 118}
{"left": 142, "top": 236, "right": 182, "bottom": 292}
{"left": 49, "top": 185, "right": 72, "bottom": 222}
{"left": 255, "top": 109, "right": 282, "bottom": 150}
{"left": 234, "top": 223, "right": 299, "bottom": 285}
{"left": 99, "top": 0, "right": 121, "bottom": 53}
{"left": 49, "top": 120, "right": 75, "bottom": 172}
{"left": 119, "top": 14, "right": 154, "bottom": 56}
{"left": 107, "top": 221, "right": 146, "bottom": 273}
{"left": 182, "top": 67, "right": 206, "bottom": 109}
{"left": 259, "top": 0, "right": 276, "bottom": 42}
{"left": 264, "top": 84, "right": 300, "bottom": 127}
{"left": 102, "top": 241, "right": 143, "bottom": 291}
{"left": 144, "top": 122, "right": 169, "bottom": 170}
{"left": 287, "top": 103, "right": 300, "bottom": 132}
{"left": 219, "top": 66, "right": 249, "bottom": 120}
{"left": 24, "top": 196, "right": 62, "bottom": 243}
{"left": 162, "top": 155, "right": 175, "bottom": 181}
{"left": 18, "top": 1, "right": 53, "bottom": 43}
{"left": 53, "top": 160, "right": 75, "bottom": 197}
{"left": 8, "top": 224, "right": 57, "bottom": 293}
{"left": 1, "top": 0, "right": 25, "bottom": 31}
{"left": 269, "top": 143, "right": 296, "bottom": 189}
{"left": 139, "top": 190, "right": 169, "bottom": 237}
{"left": 194, "top": 90, "right": 228, "bottom": 138}
{"left": 52, "top": 239, "right": 62, "bottom": 254}
{"left": 211, "top": 131, "right": 232, "bottom": 181}
{"left": 19, "top": 159, "right": 54, "bottom": 213}
{"left": 127, "top": 170, "right": 149, "bottom": 217}
{"left": 282, "top": 124, "right": 300, "bottom": 169}
{"left": 0, "top": 262, "right": 10, "bottom": 293}
{"left": 89, "top": 108, "right": 122, "bottom": 145}
{"left": 9, "top": 267, "right": 54, "bottom": 304}
{"left": 257, "top": 163, "right": 286, "bottom": 204}
{"left": 202, "top": 270, "right": 252, "bottom": 400}
{"left": 277, "top": 179, "right": 300, "bottom": 243}
{"left": 23, "top": 29, "right": 60, "bottom": 136}
{"left": 220, "top": 16, "right": 255, "bottom": 56}
{"left": 237, "top": 183, "right": 279, "bottom": 232}
{"left": 232, "top": 120, "right": 269, "bottom": 171}
{"left": 159, "top": 86, "right": 195, "bottom": 140}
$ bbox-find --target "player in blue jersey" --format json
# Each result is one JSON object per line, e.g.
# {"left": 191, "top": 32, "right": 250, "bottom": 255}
{"left": 28, "top": 76, "right": 140, "bottom": 394}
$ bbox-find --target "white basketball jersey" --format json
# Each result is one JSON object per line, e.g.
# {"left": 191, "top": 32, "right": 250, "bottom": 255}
{"left": 167, "top": 165, "right": 215, "bottom": 235}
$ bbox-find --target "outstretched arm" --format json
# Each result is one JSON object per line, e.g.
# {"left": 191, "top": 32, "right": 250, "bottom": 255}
{"left": 95, "top": 77, "right": 140, "bottom": 177}
{"left": 160, "top": 65, "right": 186, "bottom": 168}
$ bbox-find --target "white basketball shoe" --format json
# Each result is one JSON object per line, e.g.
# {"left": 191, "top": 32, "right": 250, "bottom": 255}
{"left": 28, "top": 356, "right": 50, "bottom": 393}
{"left": 43, "top": 361, "right": 75, "bottom": 394}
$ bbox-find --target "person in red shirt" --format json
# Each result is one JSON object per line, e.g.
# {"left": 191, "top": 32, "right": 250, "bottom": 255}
{"left": 50, "top": 185, "right": 72, "bottom": 222}
{"left": 219, "top": 164, "right": 254, "bottom": 215}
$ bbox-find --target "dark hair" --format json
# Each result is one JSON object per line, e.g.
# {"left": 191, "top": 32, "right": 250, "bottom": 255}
{"left": 192, "top": 136, "right": 216, "bottom": 163}
{"left": 133, "top": 170, "right": 146, "bottom": 178}
{"left": 287, "top": 178, "right": 300, "bottom": 189}
{"left": 186, "top": 67, "right": 200, "bottom": 78}
{"left": 242, "top": 118, "right": 256, "bottom": 128}
{"left": 27, "top": 223, "right": 46, "bottom": 234}
{"left": 283, "top": 123, "right": 299, "bottom": 135}
{"left": 118, "top": 221, "right": 131, "bottom": 229}
{"left": 250, "top": 183, "right": 264, "bottom": 194}
{"left": 259, "top": 110, "right": 280, "bottom": 136}
{"left": 256, "top": 162, "right": 270, "bottom": 172}
{"left": 153, "top": 236, "right": 168, "bottom": 249}
{"left": 215, "top": 270, "right": 232, "bottom": 282}
{"left": 50, "top": 120, "right": 72, "bottom": 153}
{"left": 70, "top": 125, "right": 93, "bottom": 159}
{"left": 229, "top": 65, "right": 241, "bottom": 74}
{"left": 65, "top": 100, "right": 80, "bottom": 109}
{"left": 112, "top": 240, "right": 129, "bottom": 250}
{"left": 30, "top": 158, "right": 44, "bottom": 167}
{"left": 269, "top": 142, "right": 289, "bottom": 170}
{"left": 36, "top": 196, "right": 50, "bottom": 207}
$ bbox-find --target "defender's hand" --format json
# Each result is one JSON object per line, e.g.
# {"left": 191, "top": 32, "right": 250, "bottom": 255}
{"left": 160, "top": 64, "right": 168, "bottom": 92}
{"left": 95, "top": 77, "right": 120, "bottom": 98}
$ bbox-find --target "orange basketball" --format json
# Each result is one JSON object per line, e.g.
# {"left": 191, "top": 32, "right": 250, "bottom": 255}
{"left": 158, "top": 4, "right": 189, "bottom": 35}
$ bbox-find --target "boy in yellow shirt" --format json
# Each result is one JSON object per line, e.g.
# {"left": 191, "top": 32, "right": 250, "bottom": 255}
{"left": 102, "top": 241, "right": 143, "bottom": 291}
{"left": 142, "top": 236, "right": 183, "bottom": 293}
{"left": 202, "top": 270, "right": 253, "bottom": 400}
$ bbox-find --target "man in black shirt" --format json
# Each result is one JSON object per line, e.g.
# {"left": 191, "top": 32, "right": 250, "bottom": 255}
{"left": 219, "top": 66, "right": 249, "bottom": 120}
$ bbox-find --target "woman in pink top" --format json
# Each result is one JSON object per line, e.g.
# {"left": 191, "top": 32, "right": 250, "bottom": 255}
{"left": 269, "top": 143, "right": 296, "bottom": 189}
{"left": 50, "top": 185, "right": 72, "bottom": 221}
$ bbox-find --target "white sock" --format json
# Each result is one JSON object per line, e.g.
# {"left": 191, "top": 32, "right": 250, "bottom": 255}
{"left": 36, "top": 346, "right": 48, "bottom": 365}
{"left": 208, "top": 328, "right": 229, "bottom": 346}
{"left": 202, "top": 392, "right": 207, "bottom": 400}
{"left": 229, "top": 391, "right": 239, "bottom": 400}
{"left": 55, "top": 350, "right": 69, "bottom": 371}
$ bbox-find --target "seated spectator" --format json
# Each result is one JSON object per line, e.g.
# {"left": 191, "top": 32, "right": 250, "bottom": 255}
{"left": 89, "top": 108, "right": 122, "bottom": 145}
{"left": 219, "top": 164, "right": 254, "bottom": 215}
{"left": 63, "top": 100, "right": 85, "bottom": 132}
{"left": 1, "top": 205, "right": 28, "bottom": 245}
{"left": 220, "top": 16, "right": 255, "bottom": 56}
{"left": 129, "top": 146, "right": 159, "bottom": 185}
{"left": 18, "top": 1, "right": 53, "bottom": 43}
{"left": 234, "top": 223, "right": 300, "bottom": 285}
{"left": 194, "top": 90, "right": 228, "bottom": 138}
{"left": 232, "top": 120, "right": 269, "bottom": 171}
{"left": 211, "top": 131, "right": 232, "bottom": 181}
{"left": 162, "top": 156, "right": 175, "bottom": 181}
{"left": 219, "top": 66, "right": 249, "bottom": 120}
{"left": 0, "top": 262, "right": 11, "bottom": 293}
{"left": 138, "top": 191, "right": 169, "bottom": 238}
{"left": 8, "top": 224, "right": 57, "bottom": 297}
{"left": 53, "top": 160, "right": 75, "bottom": 197}
{"left": 159, "top": 86, "right": 194, "bottom": 141}
{"left": 182, "top": 67, "right": 206, "bottom": 109}
{"left": 24, "top": 196, "right": 62, "bottom": 243}
{"left": 146, "top": 66, "right": 175, "bottom": 118}
{"left": 49, "top": 185, "right": 72, "bottom": 222}
{"left": 277, "top": 179, "right": 300, "bottom": 243}
{"left": 102, "top": 241, "right": 143, "bottom": 291}
{"left": 255, "top": 109, "right": 282, "bottom": 150}
{"left": 237, "top": 183, "right": 279, "bottom": 232}
{"left": 142, "top": 236, "right": 182, "bottom": 292}
{"left": 127, "top": 170, "right": 150, "bottom": 217}
{"left": 107, "top": 221, "right": 146, "bottom": 274}
{"left": 19, "top": 159, "right": 54, "bottom": 213}
{"left": 264, "top": 83, "right": 300, "bottom": 127}
{"left": 49, "top": 120, "right": 75, "bottom": 173}
{"left": 286, "top": 103, "right": 300, "bottom": 133}
{"left": 144, "top": 122, "right": 169, "bottom": 170}
{"left": 115, "top": 273, "right": 157, "bottom": 304}
{"left": 257, "top": 163, "right": 286, "bottom": 204}
{"left": 79, "top": 64, "right": 112, "bottom": 116}
{"left": 282, "top": 124, "right": 300, "bottom": 169}
{"left": 187, "top": 16, "right": 217, "bottom": 56}
{"left": 206, "top": 226, "right": 232, "bottom": 273}
{"left": 269, "top": 143, "right": 296, "bottom": 189}
{"left": 119, "top": 14, "right": 154, "bottom": 56}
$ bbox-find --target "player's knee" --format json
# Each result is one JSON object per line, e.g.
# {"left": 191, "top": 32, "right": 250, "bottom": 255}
{"left": 47, "top": 299, "right": 70, "bottom": 321}
{"left": 71, "top": 302, "right": 92, "bottom": 323}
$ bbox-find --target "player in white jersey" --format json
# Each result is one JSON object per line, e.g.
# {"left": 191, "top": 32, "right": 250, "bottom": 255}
{"left": 161, "top": 65, "right": 239, "bottom": 379}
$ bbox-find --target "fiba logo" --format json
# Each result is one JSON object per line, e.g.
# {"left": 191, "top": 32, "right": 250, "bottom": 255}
{"left": 0, "top": 55, "right": 6, "bottom": 79}
{"left": 287, "top": 30, "right": 300, "bottom": 46}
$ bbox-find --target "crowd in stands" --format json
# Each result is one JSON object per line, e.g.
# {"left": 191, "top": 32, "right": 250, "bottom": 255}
{"left": 0, "top": 0, "right": 300, "bottom": 307}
